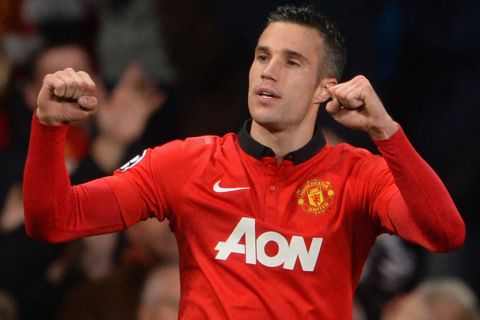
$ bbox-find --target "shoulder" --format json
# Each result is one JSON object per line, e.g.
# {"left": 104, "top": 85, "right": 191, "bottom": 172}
{"left": 322, "top": 142, "right": 386, "bottom": 170}
{"left": 149, "top": 133, "right": 239, "bottom": 164}
{"left": 325, "top": 142, "right": 375, "bottom": 160}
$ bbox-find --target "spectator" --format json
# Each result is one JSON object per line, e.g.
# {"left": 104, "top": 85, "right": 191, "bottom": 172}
{"left": 0, "top": 290, "right": 18, "bottom": 320}
{"left": 58, "top": 219, "right": 178, "bottom": 320}
{"left": 382, "top": 278, "right": 479, "bottom": 320}
{"left": 137, "top": 263, "right": 180, "bottom": 320}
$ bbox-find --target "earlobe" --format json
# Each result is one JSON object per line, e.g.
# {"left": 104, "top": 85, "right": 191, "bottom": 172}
{"left": 313, "top": 78, "right": 337, "bottom": 104}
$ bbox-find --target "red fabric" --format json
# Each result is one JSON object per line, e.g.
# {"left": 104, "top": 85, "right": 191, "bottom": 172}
{"left": 64, "top": 125, "right": 91, "bottom": 165}
{"left": 373, "top": 128, "right": 465, "bottom": 251}
{"left": 23, "top": 114, "right": 125, "bottom": 243}
{"left": 23, "top": 114, "right": 465, "bottom": 319}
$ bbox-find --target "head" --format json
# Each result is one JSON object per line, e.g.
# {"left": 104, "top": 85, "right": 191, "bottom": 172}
{"left": 416, "top": 278, "right": 479, "bottom": 320}
{"left": 0, "top": 290, "right": 18, "bottom": 320}
{"left": 24, "top": 43, "right": 96, "bottom": 110}
{"left": 382, "top": 278, "right": 479, "bottom": 320}
{"left": 137, "top": 264, "right": 180, "bottom": 320}
{"left": 248, "top": 5, "right": 346, "bottom": 133}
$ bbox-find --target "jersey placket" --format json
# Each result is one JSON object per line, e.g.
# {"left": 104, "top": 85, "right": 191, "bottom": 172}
{"left": 263, "top": 158, "right": 282, "bottom": 223}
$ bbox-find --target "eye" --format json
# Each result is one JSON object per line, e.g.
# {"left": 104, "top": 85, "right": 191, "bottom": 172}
{"left": 287, "top": 60, "right": 300, "bottom": 67}
{"left": 256, "top": 54, "right": 269, "bottom": 62}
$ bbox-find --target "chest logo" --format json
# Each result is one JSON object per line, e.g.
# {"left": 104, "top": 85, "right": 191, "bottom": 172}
{"left": 213, "top": 180, "right": 250, "bottom": 193}
{"left": 296, "top": 178, "right": 334, "bottom": 215}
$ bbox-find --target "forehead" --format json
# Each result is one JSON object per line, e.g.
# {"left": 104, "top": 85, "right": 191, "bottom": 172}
{"left": 36, "top": 46, "right": 92, "bottom": 78}
{"left": 257, "top": 22, "right": 324, "bottom": 57}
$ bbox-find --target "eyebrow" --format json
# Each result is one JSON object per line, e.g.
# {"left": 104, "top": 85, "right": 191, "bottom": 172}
{"left": 256, "top": 46, "right": 308, "bottom": 63}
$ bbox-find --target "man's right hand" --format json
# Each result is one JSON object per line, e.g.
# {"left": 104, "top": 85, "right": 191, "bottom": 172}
{"left": 36, "top": 68, "right": 98, "bottom": 126}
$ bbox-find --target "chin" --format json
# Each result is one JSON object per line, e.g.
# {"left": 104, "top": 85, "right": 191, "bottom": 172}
{"left": 251, "top": 116, "right": 283, "bottom": 133}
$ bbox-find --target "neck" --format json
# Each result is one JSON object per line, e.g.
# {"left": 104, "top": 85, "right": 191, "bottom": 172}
{"left": 250, "top": 120, "right": 315, "bottom": 162}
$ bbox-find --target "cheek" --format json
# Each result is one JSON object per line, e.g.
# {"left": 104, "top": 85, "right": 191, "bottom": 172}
{"left": 287, "top": 77, "right": 314, "bottom": 101}
{"left": 248, "top": 63, "right": 260, "bottom": 84}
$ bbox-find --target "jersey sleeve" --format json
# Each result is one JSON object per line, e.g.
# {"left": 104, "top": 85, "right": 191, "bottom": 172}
{"left": 104, "top": 141, "right": 183, "bottom": 226}
{"left": 24, "top": 114, "right": 125, "bottom": 242}
{"left": 361, "top": 127, "right": 465, "bottom": 252}
{"left": 24, "top": 113, "right": 202, "bottom": 243}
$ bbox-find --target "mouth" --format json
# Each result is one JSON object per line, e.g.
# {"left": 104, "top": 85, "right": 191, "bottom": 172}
{"left": 255, "top": 87, "right": 281, "bottom": 100}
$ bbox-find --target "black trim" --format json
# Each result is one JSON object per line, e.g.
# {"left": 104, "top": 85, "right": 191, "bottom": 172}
{"left": 238, "top": 120, "right": 326, "bottom": 164}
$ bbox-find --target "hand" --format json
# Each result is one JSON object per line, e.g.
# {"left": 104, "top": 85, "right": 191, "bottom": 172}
{"left": 91, "top": 64, "right": 166, "bottom": 172}
{"left": 36, "top": 68, "right": 97, "bottom": 126}
{"left": 326, "top": 75, "right": 398, "bottom": 139}
{"left": 96, "top": 63, "right": 166, "bottom": 146}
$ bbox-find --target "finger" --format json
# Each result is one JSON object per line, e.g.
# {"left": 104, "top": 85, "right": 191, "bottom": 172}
{"left": 63, "top": 102, "right": 96, "bottom": 122}
{"left": 44, "top": 73, "right": 67, "bottom": 97}
{"left": 66, "top": 68, "right": 89, "bottom": 99}
{"left": 78, "top": 95, "right": 98, "bottom": 111}
{"left": 61, "top": 68, "right": 78, "bottom": 98}
{"left": 330, "top": 82, "right": 364, "bottom": 110}
{"left": 77, "top": 71, "right": 96, "bottom": 95}
{"left": 144, "top": 84, "right": 165, "bottom": 109}
{"left": 343, "top": 86, "right": 365, "bottom": 109}
{"left": 325, "top": 97, "right": 343, "bottom": 115}
{"left": 120, "top": 63, "right": 144, "bottom": 88}
{"left": 333, "top": 83, "right": 355, "bottom": 108}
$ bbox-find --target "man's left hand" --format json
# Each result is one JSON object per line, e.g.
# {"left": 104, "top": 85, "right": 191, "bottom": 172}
{"left": 326, "top": 75, "right": 398, "bottom": 140}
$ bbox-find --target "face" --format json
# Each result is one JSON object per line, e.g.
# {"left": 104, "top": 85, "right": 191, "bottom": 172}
{"left": 25, "top": 45, "right": 97, "bottom": 110}
{"left": 138, "top": 265, "right": 180, "bottom": 320}
{"left": 248, "top": 22, "right": 333, "bottom": 132}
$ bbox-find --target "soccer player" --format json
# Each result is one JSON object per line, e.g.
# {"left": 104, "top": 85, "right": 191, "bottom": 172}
{"left": 23, "top": 5, "right": 465, "bottom": 319}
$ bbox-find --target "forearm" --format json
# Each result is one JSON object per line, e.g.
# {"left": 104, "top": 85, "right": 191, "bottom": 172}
{"left": 374, "top": 127, "right": 465, "bottom": 252}
{"left": 23, "top": 114, "right": 125, "bottom": 243}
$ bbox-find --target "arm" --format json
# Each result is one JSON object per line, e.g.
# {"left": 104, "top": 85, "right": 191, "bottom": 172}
{"left": 327, "top": 76, "right": 465, "bottom": 252}
{"left": 373, "top": 127, "right": 465, "bottom": 252}
{"left": 24, "top": 69, "right": 124, "bottom": 242}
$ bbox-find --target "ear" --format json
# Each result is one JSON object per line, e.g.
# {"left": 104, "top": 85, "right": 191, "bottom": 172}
{"left": 313, "top": 77, "right": 337, "bottom": 104}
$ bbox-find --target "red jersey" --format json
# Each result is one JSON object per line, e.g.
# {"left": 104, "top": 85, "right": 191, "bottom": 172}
{"left": 24, "top": 117, "right": 465, "bottom": 319}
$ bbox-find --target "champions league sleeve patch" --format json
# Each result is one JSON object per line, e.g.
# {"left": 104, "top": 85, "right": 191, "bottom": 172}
{"left": 119, "top": 149, "right": 147, "bottom": 171}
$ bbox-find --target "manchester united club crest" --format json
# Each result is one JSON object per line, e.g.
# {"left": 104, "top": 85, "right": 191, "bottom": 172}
{"left": 296, "top": 178, "right": 335, "bottom": 215}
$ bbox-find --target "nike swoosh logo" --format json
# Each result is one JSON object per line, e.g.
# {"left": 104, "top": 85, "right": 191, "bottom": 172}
{"left": 213, "top": 180, "right": 250, "bottom": 193}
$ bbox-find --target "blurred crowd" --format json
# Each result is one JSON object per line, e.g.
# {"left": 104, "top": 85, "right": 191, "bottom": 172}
{"left": 0, "top": 0, "right": 479, "bottom": 319}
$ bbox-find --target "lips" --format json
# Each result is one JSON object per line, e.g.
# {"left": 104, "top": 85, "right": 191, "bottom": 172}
{"left": 255, "top": 86, "right": 281, "bottom": 99}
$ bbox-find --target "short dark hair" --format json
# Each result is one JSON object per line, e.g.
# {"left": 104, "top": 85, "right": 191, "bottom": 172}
{"left": 266, "top": 5, "right": 347, "bottom": 80}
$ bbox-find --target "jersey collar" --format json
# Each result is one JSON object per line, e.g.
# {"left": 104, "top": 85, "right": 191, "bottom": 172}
{"left": 238, "top": 120, "right": 326, "bottom": 164}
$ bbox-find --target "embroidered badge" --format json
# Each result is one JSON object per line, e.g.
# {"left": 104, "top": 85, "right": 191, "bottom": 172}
{"left": 119, "top": 150, "right": 147, "bottom": 171}
{"left": 296, "top": 178, "right": 334, "bottom": 215}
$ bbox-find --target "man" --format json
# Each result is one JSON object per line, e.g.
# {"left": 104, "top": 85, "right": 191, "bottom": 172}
{"left": 137, "top": 263, "right": 180, "bottom": 320}
{"left": 23, "top": 5, "right": 465, "bottom": 319}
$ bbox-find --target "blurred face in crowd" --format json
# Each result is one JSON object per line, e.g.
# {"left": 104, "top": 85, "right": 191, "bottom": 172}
{"left": 248, "top": 22, "right": 335, "bottom": 133}
{"left": 138, "top": 265, "right": 180, "bottom": 320}
{"left": 25, "top": 45, "right": 95, "bottom": 110}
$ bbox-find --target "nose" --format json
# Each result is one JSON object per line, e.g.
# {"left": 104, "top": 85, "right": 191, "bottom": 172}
{"left": 261, "top": 59, "right": 279, "bottom": 82}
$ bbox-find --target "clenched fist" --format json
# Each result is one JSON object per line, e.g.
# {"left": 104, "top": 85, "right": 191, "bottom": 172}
{"left": 36, "top": 68, "right": 98, "bottom": 126}
{"left": 326, "top": 75, "right": 399, "bottom": 139}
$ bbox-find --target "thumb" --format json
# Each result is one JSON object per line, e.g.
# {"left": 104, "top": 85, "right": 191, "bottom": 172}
{"left": 325, "top": 97, "right": 342, "bottom": 115}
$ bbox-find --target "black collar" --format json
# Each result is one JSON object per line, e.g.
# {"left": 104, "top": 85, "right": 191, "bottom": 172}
{"left": 238, "top": 120, "right": 326, "bottom": 164}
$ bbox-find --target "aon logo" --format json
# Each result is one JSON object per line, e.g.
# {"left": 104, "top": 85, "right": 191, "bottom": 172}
{"left": 215, "top": 217, "right": 323, "bottom": 272}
